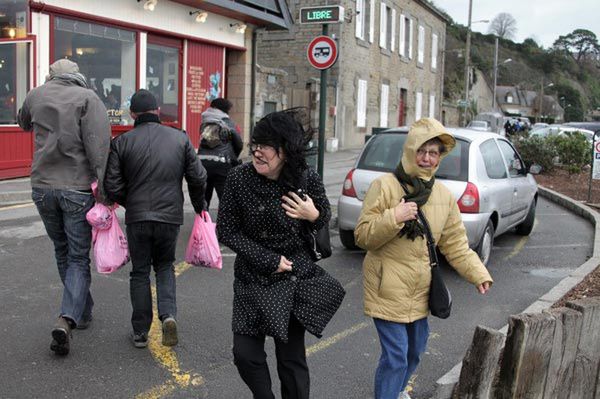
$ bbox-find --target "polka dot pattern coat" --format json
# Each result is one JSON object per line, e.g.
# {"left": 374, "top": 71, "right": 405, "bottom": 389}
{"left": 217, "top": 163, "right": 346, "bottom": 342}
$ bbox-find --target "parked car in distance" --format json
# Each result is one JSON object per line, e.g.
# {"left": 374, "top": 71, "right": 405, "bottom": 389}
{"left": 467, "top": 120, "right": 492, "bottom": 132}
{"left": 529, "top": 125, "right": 594, "bottom": 142}
{"left": 337, "top": 128, "right": 538, "bottom": 265}
{"left": 531, "top": 122, "right": 549, "bottom": 131}
{"left": 563, "top": 121, "right": 600, "bottom": 135}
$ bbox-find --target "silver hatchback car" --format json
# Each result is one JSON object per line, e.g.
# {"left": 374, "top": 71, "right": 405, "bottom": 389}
{"left": 337, "top": 127, "right": 538, "bottom": 265}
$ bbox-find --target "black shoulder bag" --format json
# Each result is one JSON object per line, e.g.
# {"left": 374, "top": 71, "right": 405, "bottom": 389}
{"left": 298, "top": 171, "right": 331, "bottom": 262}
{"left": 418, "top": 209, "right": 452, "bottom": 319}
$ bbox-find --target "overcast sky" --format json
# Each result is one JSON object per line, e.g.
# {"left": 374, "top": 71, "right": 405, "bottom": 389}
{"left": 435, "top": 0, "right": 600, "bottom": 49}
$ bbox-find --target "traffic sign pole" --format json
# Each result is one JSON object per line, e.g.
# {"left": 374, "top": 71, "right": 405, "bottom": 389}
{"left": 317, "top": 24, "right": 328, "bottom": 178}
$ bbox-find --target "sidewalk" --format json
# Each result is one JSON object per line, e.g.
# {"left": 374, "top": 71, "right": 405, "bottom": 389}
{"left": 0, "top": 148, "right": 361, "bottom": 208}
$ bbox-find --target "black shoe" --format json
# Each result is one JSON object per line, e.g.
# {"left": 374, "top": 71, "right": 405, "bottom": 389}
{"left": 131, "top": 332, "right": 148, "bottom": 348}
{"left": 51, "top": 317, "right": 72, "bottom": 356}
{"left": 162, "top": 317, "right": 178, "bottom": 347}
{"left": 76, "top": 315, "right": 92, "bottom": 330}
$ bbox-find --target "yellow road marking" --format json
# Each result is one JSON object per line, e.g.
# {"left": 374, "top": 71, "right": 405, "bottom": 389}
{"left": 0, "top": 202, "right": 34, "bottom": 211}
{"left": 306, "top": 321, "right": 369, "bottom": 356}
{"left": 504, "top": 219, "right": 537, "bottom": 261}
{"left": 135, "top": 262, "right": 206, "bottom": 399}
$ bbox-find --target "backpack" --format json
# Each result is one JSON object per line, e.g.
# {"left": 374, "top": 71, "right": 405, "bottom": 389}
{"left": 200, "top": 123, "right": 226, "bottom": 149}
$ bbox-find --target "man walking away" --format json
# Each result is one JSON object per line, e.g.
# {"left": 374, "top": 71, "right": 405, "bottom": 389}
{"left": 198, "top": 98, "right": 243, "bottom": 209}
{"left": 17, "top": 59, "right": 111, "bottom": 356}
{"left": 104, "top": 89, "right": 207, "bottom": 348}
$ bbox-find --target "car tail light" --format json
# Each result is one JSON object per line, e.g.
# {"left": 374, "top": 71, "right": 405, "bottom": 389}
{"left": 458, "top": 182, "right": 480, "bottom": 213}
{"left": 342, "top": 168, "right": 357, "bottom": 198}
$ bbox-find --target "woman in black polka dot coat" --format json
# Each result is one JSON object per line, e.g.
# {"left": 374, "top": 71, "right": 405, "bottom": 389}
{"left": 217, "top": 109, "right": 345, "bottom": 399}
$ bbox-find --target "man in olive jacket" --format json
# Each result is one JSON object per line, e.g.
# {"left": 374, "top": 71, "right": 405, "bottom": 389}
{"left": 104, "top": 89, "right": 207, "bottom": 348}
{"left": 355, "top": 118, "right": 492, "bottom": 399}
{"left": 18, "top": 59, "right": 111, "bottom": 356}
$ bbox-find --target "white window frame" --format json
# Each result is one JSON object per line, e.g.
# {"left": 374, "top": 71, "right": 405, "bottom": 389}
{"left": 431, "top": 33, "right": 438, "bottom": 70}
{"left": 379, "top": 3, "right": 387, "bottom": 48}
{"left": 355, "top": 0, "right": 365, "bottom": 40}
{"left": 408, "top": 18, "right": 414, "bottom": 59}
{"left": 399, "top": 13, "right": 406, "bottom": 57}
{"left": 380, "top": 84, "right": 389, "bottom": 127}
{"left": 429, "top": 93, "right": 435, "bottom": 118}
{"left": 415, "top": 91, "right": 423, "bottom": 121}
{"left": 369, "top": 0, "right": 375, "bottom": 43}
{"left": 357, "top": 79, "right": 368, "bottom": 127}
{"left": 417, "top": 24, "right": 425, "bottom": 64}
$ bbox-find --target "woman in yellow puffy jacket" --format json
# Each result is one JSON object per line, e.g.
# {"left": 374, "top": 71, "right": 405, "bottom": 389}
{"left": 354, "top": 118, "right": 493, "bottom": 399}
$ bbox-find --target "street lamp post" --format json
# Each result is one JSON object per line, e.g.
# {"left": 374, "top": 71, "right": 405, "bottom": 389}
{"left": 492, "top": 37, "right": 512, "bottom": 111}
{"left": 462, "top": 0, "right": 488, "bottom": 126}
{"left": 538, "top": 79, "right": 554, "bottom": 123}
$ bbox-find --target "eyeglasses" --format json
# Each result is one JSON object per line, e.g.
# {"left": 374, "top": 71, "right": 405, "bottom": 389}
{"left": 249, "top": 143, "right": 275, "bottom": 153}
{"left": 416, "top": 148, "right": 441, "bottom": 158}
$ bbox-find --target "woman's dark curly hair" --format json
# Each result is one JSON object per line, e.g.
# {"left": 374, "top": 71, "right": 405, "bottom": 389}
{"left": 250, "top": 107, "right": 315, "bottom": 188}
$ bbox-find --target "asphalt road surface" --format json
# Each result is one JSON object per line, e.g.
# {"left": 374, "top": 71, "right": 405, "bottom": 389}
{"left": 0, "top": 194, "right": 592, "bottom": 399}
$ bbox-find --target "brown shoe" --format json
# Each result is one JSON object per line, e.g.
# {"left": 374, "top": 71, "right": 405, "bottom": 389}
{"left": 51, "top": 317, "right": 72, "bottom": 356}
{"left": 162, "top": 317, "right": 178, "bottom": 347}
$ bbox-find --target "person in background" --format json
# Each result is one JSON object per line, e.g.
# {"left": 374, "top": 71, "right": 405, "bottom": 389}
{"left": 198, "top": 98, "right": 243, "bottom": 210}
{"left": 354, "top": 118, "right": 493, "bottom": 399}
{"left": 104, "top": 89, "right": 207, "bottom": 349}
{"left": 17, "top": 59, "right": 111, "bottom": 356}
{"left": 217, "top": 109, "right": 345, "bottom": 399}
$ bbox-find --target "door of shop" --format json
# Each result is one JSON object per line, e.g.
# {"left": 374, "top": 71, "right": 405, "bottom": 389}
{"left": 185, "top": 41, "right": 225, "bottom": 148}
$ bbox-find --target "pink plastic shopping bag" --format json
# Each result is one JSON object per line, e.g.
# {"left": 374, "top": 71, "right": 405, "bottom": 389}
{"left": 185, "top": 211, "right": 222, "bottom": 269}
{"left": 93, "top": 208, "right": 129, "bottom": 274}
{"left": 86, "top": 202, "right": 113, "bottom": 230}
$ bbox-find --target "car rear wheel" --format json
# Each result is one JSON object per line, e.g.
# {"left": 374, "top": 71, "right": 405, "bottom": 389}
{"left": 339, "top": 228, "right": 358, "bottom": 250}
{"left": 476, "top": 220, "right": 494, "bottom": 266}
{"left": 515, "top": 200, "right": 536, "bottom": 236}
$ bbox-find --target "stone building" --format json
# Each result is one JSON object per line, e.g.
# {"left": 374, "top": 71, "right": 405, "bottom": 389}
{"left": 256, "top": 0, "right": 448, "bottom": 149}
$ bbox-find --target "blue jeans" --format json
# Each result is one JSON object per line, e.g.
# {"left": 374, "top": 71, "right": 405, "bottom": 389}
{"left": 373, "top": 317, "right": 429, "bottom": 399}
{"left": 126, "top": 222, "right": 180, "bottom": 334}
{"left": 32, "top": 188, "right": 95, "bottom": 327}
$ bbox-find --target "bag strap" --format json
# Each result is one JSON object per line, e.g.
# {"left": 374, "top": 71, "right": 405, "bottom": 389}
{"left": 397, "top": 180, "right": 439, "bottom": 269}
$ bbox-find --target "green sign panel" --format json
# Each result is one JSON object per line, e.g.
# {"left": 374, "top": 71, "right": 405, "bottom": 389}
{"left": 299, "top": 6, "right": 344, "bottom": 24}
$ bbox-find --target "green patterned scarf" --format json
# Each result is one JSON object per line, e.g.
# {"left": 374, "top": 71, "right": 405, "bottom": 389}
{"left": 393, "top": 163, "right": 435, "bottom": 240}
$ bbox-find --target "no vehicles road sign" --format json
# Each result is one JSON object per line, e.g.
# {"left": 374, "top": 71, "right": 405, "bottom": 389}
{"left": 307, "top": 36, "right": 338, "bottom": 70}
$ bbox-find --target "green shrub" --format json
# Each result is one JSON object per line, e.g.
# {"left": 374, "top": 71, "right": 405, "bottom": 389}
{"left": 513, "top": 136, "right": 557, "bottom": 172}
{"left": 553, "top": 132, "right": 592, "bottom": 173}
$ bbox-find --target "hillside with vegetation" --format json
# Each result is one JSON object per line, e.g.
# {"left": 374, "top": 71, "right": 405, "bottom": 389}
{"left": 437, "top": 11, "right": 600, "bottom": 122}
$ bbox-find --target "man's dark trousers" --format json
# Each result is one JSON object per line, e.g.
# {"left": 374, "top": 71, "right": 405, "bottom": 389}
{"left": 126, "top": 221, "right": 180, "bottom": 334}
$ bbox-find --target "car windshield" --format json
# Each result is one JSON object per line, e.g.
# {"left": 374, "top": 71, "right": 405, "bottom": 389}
{"left": 470, "top": 121, "right": 487, "bottom": 127}
{"left": 357, "top": 133, "right": 469, "bottom": 181}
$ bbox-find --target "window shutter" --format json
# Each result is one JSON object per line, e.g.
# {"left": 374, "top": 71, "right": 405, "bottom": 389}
{"left": 415, "top": 91, "right": 422, "bottom": 121}
{"left": 357, "top": 80, "right": 368, "bottom": 127}
{"left": 418, "top": 25, "right": 425, "bottom": 64}
{"left": 369, "top": 0, "right": 375, "bottom": 43}
{"left": 380, "top": 84, "right": 389, "bottom": 127}
{"left": 379, "top": 3, "right": 386, "bottom": 48}
{"left": 399, "top": 14, "right": 405, "bottom": 56}
{"left": 390, "top": 9, "right": 396, "bottom": 52}
{"left": 431, "top": 33, "right": 438, "bottom": 69}
{"left": 429, "top": 94, "right": 435, "bottom": 118}
{"left": 355, "top": 0, "right": 364, "bottom": 39}
{"left": 408, "top": 18, "right": 414, "bottom": 59}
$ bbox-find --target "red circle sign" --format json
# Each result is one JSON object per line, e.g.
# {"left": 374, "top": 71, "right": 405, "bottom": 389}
{"left": 307, "top": 36, "right": 338, "bottom": 70}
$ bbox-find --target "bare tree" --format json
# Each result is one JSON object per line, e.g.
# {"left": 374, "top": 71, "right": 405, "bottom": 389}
{"left": 488, "top": 13, "right": 517, "bottom": 40}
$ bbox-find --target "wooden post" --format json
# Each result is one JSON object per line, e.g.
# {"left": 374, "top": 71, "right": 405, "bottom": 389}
{"left": 542, "top": 307, "right": 583, "bottom": 398}
{"left": 495, "top": 313, "right": 556, "bottom": 399}
{"left": 455, "top": 325, "right": 504, "bottom": 398}
{"left": 566, "top": 298, "right": 600, "bottom": 399}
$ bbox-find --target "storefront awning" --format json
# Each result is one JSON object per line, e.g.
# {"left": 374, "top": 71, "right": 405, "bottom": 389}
{"left": 172, "top": 0, "right": 292, "bottom": 30}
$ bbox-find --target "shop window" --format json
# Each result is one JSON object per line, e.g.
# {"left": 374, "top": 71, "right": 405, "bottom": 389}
{"left": 0, "top": 41, "right": 31, "bottom": 124}
{"left": 0, "top": 0, "right": 28, "bottom": 39}
{"left": 147, "top": 43, "right": 180, "bottom": 124}
{"left": 53, "top": 17, "right": 137, "bottom": 126}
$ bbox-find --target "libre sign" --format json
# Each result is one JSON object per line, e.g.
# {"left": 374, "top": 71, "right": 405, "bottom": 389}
{"left": 299, "top": 6, "right": 344, "bottom": 24}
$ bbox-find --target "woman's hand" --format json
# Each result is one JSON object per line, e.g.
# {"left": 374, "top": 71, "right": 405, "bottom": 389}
{"left": 477, "top": 281, "right": 491, "bottom": 294}
{"left": 394, "top": 198, "right": 418, "bottom": 224}
{"left": 282, "top": 192, "right": 320, "bottom": 222}
{"left": 274, "top": 256, "right": 293, "bottom": 273}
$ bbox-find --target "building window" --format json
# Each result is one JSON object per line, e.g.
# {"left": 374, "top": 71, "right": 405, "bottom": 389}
{"left": 0, "top": 41, "right": 31, "bottom": 125}
{"left": 429, "top": 93, "right": 435, "bottom": 118}
{"left": 399, "top": 15, "right": 413, "bottom": 59}
{"left": 0, "top": 0, "right": 27, "bottom": 39}
{"left": 355, "top": 0, "right": 365, "bottom": 40}
{"left": 417, "top": 25, "right": 425, "bottom": 64}
{"left": 357, "top": 79, "right": 367, "bottom": 127}
{"left": 147, "top": 41, "right": 180, "bottom": 124}
{"left": 506, "top": 94, "right": 513, "bottom": 103}
{"left": 380, "top": 84, "right": 389, "bottom": 127}
{"left": 263, "top": 101, "right": 277, "bottom": 116}
{"left": 431, "top": 33, "right": 438, "bottom": 70}
{"left": 53, "top": 17, "right": 137, "bottom": 126}
{"left": 415, "top": 91, "right": 422, "bottom": 121}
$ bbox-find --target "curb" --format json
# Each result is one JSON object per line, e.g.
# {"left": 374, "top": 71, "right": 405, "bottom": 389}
{"left": 432, "top": 185, "right": 600, "bottom": 399}
{"left": 0, "top": 190, "right": 31, "bottom": 206}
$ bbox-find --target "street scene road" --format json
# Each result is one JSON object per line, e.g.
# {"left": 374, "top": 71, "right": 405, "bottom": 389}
{"left": 0, "top": 152, "right": 593, "bottom": 399}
